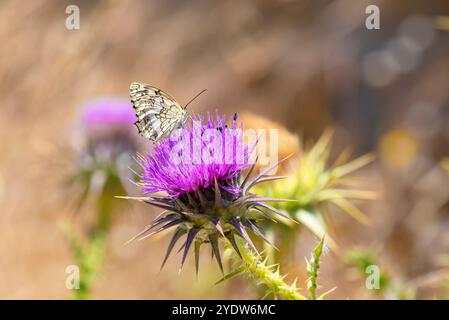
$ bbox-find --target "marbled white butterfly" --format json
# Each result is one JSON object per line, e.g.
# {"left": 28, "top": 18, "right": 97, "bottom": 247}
{"left": 130, "top": 82, "right": 190, "bottom": 143}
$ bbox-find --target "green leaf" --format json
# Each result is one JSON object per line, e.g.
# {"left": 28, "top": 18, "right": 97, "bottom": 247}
{"left": 215, "top": 266, "right": 245, "bottom": 285}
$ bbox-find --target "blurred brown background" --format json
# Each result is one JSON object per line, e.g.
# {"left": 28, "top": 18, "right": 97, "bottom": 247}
{"left": 1, "top": 0, "right": 449, "bottom": 299}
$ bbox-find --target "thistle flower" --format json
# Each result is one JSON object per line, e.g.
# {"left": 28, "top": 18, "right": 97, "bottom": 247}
{"left": 68, "top": 97, "right": 139, "bottom": 225}
{"left": 124, "top": 112, "right": 291, "bottom": 273}
{"left": 254, "top": 130, "right": 376, "bottom": 253}
{"left": 82, "top": 97, "right": 136, "bottom": 128}
{"left": 80, "top": 97, "right": 138, "bottom": 163}
{"left": 64, "top": 97, "right": 139, "bottom": 299}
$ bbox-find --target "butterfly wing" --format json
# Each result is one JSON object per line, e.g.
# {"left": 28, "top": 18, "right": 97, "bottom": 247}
{"left": 130, "top": 82, "right": 186, "bottom": 142}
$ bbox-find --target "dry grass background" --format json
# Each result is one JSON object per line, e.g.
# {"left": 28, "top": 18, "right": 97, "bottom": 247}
{"left": 1, "top": 0, "right": 449, "bottom": 299}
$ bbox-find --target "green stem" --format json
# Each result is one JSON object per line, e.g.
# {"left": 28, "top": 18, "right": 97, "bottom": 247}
{"left": 306, "top": 237, "right": 324, "bottom": 300}
{"left": 70, "top": 231, "right": 107, "bottom": 300}
{"left": 230, "top": 238, "right": 306, "bottom": 300}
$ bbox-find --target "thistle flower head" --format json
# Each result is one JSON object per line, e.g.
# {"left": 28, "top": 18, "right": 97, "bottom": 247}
{"left": 68, "top": 97, "right": 139, "bottom": 215}
{"left": 253, "top": 131, "right": 376, "bottom": 251}
{"left": 82, "top": 97, "right": 136, "bottom": 132}
{"left": 127, "top": 112, "right": 291, "bottom": 273}
{"left": 260, "top": 131, "right": 376, "bottom": 222}
{"left": 79, "top": 97, "right": 139, "bottom": 164}
{"left": 138, "top": 113, "right": 249, "bottom": 197}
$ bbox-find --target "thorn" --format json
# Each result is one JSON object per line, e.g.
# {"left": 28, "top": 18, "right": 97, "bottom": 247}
{"left": 181, "top": 229, "right": 199, "bottom": 268}
{"left": 225, "top": 233, "right": 242, "bottom": 259}
{"left": 213, "top": 218, "right": 225, "bottom": 237}
{"left": 213, "top": 177, "right": 223, "bottom": 208}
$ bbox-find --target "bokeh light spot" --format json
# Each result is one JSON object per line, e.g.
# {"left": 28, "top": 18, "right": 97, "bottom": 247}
{"left": 379, "top": 128, "right": 417, "bottom": 168}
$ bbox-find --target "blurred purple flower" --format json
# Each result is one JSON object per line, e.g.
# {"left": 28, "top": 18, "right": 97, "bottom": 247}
{"left": 82, "top": 97, "right": 136, "bottom": 130}
{"left": 78, "top": 97, "right": 139, "bottom": 163}
{"left": 68, "top": 97, "right": 139, "bottom": 217}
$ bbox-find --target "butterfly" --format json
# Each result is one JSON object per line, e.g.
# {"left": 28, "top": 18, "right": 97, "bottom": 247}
{"left": 130, "top": 82, "right": 188, "bottom": 143}
{"left": 130, "top": 82, "right": 207, "bottom": 143}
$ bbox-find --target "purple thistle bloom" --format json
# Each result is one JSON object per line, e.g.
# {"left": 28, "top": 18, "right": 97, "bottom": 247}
{"left": 68, "top": 97, "right": 139, "bottom": 218}
{"left": 79, "top": 97, "right": 139, "bottom": 162}
{"left": 126, "top": 112, "right": 292, "bottom": 274}
{"left": 138, "top": 112, "right": 250, "bottom": 197}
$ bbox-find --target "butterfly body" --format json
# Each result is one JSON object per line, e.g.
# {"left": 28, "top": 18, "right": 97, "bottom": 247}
{"left": 130, "top": 82, "right": 187, "bottom": 143}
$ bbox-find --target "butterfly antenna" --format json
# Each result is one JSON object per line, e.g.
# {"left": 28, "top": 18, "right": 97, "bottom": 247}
{"left": 184, "top": 89, "right": 207, "bottom": 109}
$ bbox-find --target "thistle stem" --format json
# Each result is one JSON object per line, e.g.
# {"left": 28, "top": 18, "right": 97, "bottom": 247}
{"left": 229, "top": 238, "right": 306, "bottom": 300}
{"left": 306, "top": 237, "right": 325, "bottom": 300}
